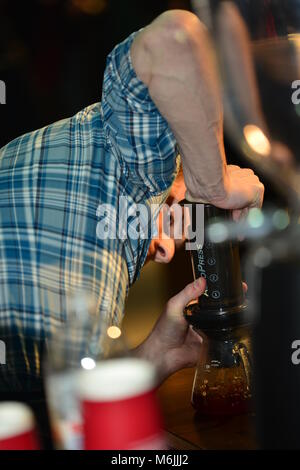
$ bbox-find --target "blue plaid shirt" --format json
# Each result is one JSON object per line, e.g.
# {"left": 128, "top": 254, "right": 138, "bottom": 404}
{"left": 0, "top": 31, "right": 179, "bottom": 388}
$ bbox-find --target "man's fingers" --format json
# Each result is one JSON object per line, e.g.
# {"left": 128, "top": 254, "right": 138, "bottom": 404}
{"left": 239, "top": 169, "right": 255, "bottom": 178}
{"left": 249, "top": 181, "right": 264, "bottom": 209}
{"left": 227, "top": 164, "right": 241, "bottom": 173}
{"left": 232, "top": 207, "right": 249, "bottom": 243}
{"left": 166, "top": 277, "right": 206, "bottom": 316}
{"left": 232, "top": 208, "right": 242, "bottom": 221}
{"left": 257, "top": 182, "right": 265, "bottom": 208}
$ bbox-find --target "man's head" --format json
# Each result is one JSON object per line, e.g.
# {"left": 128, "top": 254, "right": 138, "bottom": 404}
{"left": 146, "top": 168, "right": 186, "bottom": 264}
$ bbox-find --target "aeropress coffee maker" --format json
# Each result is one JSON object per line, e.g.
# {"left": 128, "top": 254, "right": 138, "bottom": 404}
{"left": 183, "top": 202, "right": 252, "bottom": 417}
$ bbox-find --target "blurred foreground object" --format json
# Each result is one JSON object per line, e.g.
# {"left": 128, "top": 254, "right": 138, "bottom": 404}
{"left": 45, "top": 292, "right": 129, "bottom": 449}
{"left": 245, "top": 223, "right": 300, "bottom": 449}
{"left": 77, "top": 358, "right": 166, "bottom": 450}
{"left": 45, "top": 292, "right": 166, "bottom": 450}
{"left": 0, "top": 402, "right": 40, "bottom": 450}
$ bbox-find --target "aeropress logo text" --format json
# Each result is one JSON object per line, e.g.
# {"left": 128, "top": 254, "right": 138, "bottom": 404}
{"left": 0, "top": 340, "right": 6, "bottom": 365}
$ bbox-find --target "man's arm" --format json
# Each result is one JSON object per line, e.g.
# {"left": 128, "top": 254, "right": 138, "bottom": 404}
{"left": 131, "top": 10, "right": 264, "bottom": 210}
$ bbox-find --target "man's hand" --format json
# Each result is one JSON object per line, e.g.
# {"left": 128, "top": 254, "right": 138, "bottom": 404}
{"left": 186, "top": 164, "right": 264, "bottom": 221}
{"left": 222, "top": 165, "right": 264, "bottom": 209}
{"left": 133, "top": 278, "right": 248, "bottom": 383}
{"left": 133, "top": 277, "right": 206, "bottom": 384}
{"left": 208, "top": 164, "right": 264, "bottom": 221}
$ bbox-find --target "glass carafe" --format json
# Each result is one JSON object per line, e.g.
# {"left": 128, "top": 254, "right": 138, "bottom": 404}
{"left": 192, "top": 325, "right": 252, "bottom": 417}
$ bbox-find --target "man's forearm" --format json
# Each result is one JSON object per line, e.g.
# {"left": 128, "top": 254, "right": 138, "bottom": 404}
{"left": 131, "top": 10, "right": 227, "bottom": 203}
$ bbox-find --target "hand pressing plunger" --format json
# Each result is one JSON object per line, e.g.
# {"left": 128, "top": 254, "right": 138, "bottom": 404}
{"left": 131, "top": 10, "right": 264, "bottom": 382}
{"left": 132, "top": 10, "right": 264, "bottom": 221}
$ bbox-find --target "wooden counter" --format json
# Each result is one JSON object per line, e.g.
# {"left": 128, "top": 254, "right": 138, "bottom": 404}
{"left": 157, "top": 368, "right": 257, "bottom": 450}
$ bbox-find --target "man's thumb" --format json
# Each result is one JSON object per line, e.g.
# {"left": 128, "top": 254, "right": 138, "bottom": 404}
{"left": 166, "top": 277, "right": 206, "bottom": 316}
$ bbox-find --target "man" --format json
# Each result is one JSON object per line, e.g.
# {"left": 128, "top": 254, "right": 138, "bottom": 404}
{"left": 0, "top": 9, "right": 263, "bottom": 444}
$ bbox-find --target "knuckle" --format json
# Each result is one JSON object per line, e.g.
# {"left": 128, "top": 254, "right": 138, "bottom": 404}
{"left": 257, "top": 182, "right": 265, "bottom": 194}
{"left": 251, "top": 174, "right": 260, "bottom": 184}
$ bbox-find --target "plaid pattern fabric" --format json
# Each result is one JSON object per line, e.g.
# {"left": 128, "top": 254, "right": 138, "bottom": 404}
{"left": 0, "top": 31, "right": 178, "bottom": 385}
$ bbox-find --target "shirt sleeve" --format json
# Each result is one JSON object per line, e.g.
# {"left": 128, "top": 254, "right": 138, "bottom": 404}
{"left": 101, "top": 30, "right": 179, "bottom": 196}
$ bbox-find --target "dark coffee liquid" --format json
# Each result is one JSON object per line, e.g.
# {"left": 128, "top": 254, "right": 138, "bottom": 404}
{"left": 192, "top": 365, "right": 252, "bottom": 417}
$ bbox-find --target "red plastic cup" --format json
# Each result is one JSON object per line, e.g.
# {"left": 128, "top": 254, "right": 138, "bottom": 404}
{"left": 77, "top": 358, "right": 166, "bottom": 450}
{"left": 0, "top": 402, "right": 40, "bottom": 450}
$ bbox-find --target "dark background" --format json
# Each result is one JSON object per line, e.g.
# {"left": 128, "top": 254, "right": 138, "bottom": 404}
{"left": 0, "top": 0, "right": 191, "bottom": 148}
